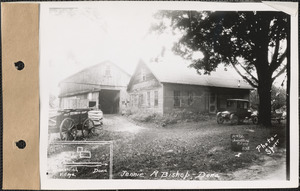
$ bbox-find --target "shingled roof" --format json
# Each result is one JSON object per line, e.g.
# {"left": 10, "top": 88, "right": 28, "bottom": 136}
{"left": 135, "top": 60, "right": 253, "bottom": 90}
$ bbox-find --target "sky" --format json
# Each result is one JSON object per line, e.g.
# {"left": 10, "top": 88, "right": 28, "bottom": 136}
{"left": 42, "top": 5, "right": 184, "bottom": 95}
{"left": 41, "top": 5, "right": 287, "bottom": 96}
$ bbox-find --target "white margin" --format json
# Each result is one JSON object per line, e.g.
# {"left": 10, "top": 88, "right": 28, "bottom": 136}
{"left": 39, "top": 1, "right": 299, "bottom": 189}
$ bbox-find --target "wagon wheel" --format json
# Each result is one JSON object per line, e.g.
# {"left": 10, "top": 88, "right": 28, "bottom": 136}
{"left": 82, "top": 118, "right": 95, "bottom": 138}
{"left": 230, "top": 114, "right": 239, "bottom": 125}
{"left": 60, "top": 118, "right": 77, "bottom": 140}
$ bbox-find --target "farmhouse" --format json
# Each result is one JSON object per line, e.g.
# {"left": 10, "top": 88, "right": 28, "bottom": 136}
{"left": 58, "top": 61, "right": 131, "bottom": 114}
{"left": 127, "top": 60, "right": 253, "bottom": 114}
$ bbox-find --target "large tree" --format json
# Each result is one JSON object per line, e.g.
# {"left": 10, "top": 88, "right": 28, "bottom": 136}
{"left": 153, "top": 11, "right": 289, "bottom": 126}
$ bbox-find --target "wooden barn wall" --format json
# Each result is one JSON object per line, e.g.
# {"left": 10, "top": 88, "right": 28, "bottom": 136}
{"left": 59, "top": 92, "right": 99, "bottom": 109}
{"left": 127, "top": 64, "right": 163, "bottom": 114}
{"left": 119, "top": 87, "right": 130, "bottom": 113}
{"left": 128, "top": 87, "right": 164, "bottom": 114}
{"left": 59, "top": 62, "right": 130, "bottom": 96}
{"left": 163, "top": 83, "right": 251, "bottom": 114}
{"left": 212, "top": 88, "right": 250, "bottom": 111}
{"left": 163, "top": 83, "right": 209, "bottom": 114}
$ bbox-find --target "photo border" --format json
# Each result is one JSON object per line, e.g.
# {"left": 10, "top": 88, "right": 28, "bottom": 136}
{"left": 39, "top": 1, "right": 299, "bottom": 189}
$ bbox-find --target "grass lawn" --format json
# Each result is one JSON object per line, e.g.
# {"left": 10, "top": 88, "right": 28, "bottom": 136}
{"left": 48, "top": 116, "right": 287, "bottom": 180}
{"left": 97, "top": 119, "right": 287, "bottom": 180}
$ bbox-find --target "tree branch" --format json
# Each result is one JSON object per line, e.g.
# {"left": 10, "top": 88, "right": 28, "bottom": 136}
{"left": 235, "top": 61, "right": 259, "bottom": 83}
{"left": 272, "top": 64, "right": 287, "bottom": 82}
{"left": 277, "top": 49, "right": 287, "bottom": 65}
{"left": 270, "top": 27, "right": 281, "bottom": 66}
{"left": 270, "top": 48, "right": 287, "bottom": 73}
{"left": 229, "top": 59, "right": 258, "bottom": 88}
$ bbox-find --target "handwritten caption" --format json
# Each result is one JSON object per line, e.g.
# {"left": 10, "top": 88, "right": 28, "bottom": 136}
{"left": 231, "top": 134, "right": 250, "bottom": 152}
{"left": 256, "top": 134, "right": 279, "bottom": 154}
{"left": 59, "top": 167, "right": 78, "bottom": 178}
{"left": 120, "top": 170, "right": 219, "bottom": 180}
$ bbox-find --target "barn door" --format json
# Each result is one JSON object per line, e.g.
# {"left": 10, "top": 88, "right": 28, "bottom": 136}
{"left": 209, "top": 93, "right": 217, "bottom": 113}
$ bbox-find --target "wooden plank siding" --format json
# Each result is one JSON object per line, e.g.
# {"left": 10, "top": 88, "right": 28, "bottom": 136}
{"left": 212, "top": 87, "right": 250, "bottom": 111}
{"left": 127, "top": 61, "right": 252, "bottom": 115}
{"left": 58, "top": 61, "right": 131, "bottom": 112}
{"left": 59, "top": 61, "right": 130, "bottom": 97}
{"left": 163, "top": 83, "right": 251, "bottom": 114}
{"left": 163, "top": 83, "right": 210, "bottom": 114}
{"left": 60, "top": 92, "right": 99, "bottom": 109}
{"left": 128, "top": 63, "right": 163, "bottom": 114}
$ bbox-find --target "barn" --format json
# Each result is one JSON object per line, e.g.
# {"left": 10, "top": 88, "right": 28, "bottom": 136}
{"left": 58, "top": 61, "right": 131, "bottom": 114}
{"left": 127, "top": 60, "right": 253, "bottom": 114}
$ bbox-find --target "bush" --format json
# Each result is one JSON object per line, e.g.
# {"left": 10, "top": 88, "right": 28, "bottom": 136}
{"left": 166, "top": 109, "right": 211, "bottom": 122}
{"left": 127, "top": 109, "right": 212, "bottom": 127}
{"left": 129, "top": 111, "right": 157, "bottom": 122}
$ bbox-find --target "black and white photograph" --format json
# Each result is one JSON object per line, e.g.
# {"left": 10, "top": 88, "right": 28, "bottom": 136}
{"left": 39, "top": 1, "right": 299, "bottom": 189}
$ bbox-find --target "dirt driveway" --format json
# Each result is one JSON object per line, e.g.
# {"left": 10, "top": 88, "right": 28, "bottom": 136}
{"left": 102, "top": 114, "right": 146, "bottom": 133}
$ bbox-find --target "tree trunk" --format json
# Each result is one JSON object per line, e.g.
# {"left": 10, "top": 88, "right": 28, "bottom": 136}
{"left": 257, "top": 74, "right": 272, "bottom": 127}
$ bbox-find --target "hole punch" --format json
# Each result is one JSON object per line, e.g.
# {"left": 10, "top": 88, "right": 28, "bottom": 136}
{"left": 14, "top": 61, "right": 25, "bottom": 70}
{"left": 16, "top": 140, "right": 26, "bottom": 149}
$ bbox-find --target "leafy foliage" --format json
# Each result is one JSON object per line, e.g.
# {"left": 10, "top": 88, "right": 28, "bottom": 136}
{"left": 250, "top": 85, "right": 286, "bottom": 110}
{"left": 152, "top": 11, "right": 290, "bottom": 126}
{"left": 127, "top": 109, "right": 212, "bottom": 126}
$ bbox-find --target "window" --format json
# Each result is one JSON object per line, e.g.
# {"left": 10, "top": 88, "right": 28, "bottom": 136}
{"left": 237, "top": 101, "right": 249, "bottom": 109}
{"left": 134, "top": 94, "right": 138, "bottom": 107}
{"left": 154, "top": 91, "right": 158, "bottom": 106}
{"left": 244, "top": 102, "right": 249, "bottom": 109}
{"left": 89, "top": 101, "right": 96, "bottom": 108}
{"left": 227, "top": 100, "right": 235, "bottom": 107}
{"left": 187, "top": 91, "right": 194, "bottom": 105}
{"left": 130, "top": 94, "right": 134, "bottom": 107}
{"left": 139, "top": 94, "right": 144, "bottom": 106}
{"left": 174, "top": 90, "right": 181, "bottom": 107}
{"left": 105, "top": 66, "right": 111, "bottom": 77}
{"left": 147, "top": 92, "right": 150, "bottom": 107}
{"left": 87, "top": 92, "right": 92, "bottom": 100}
{"left": 141, "top": 68, "right": 146, "bottom": 81}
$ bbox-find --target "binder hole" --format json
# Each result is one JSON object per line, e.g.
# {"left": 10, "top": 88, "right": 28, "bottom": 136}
{"left": 16, "top": 140, "right": 26, "bottom": 149}
{"left": 14, "top": 61, "right": 25, "bottom": 70}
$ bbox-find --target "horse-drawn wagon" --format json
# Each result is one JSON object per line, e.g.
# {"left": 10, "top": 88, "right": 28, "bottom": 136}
{"left": 50, "top": 99, "right": 103, "bottom": 140}
{"left": 56, "top": 108, "right": 103, "bottom": 140}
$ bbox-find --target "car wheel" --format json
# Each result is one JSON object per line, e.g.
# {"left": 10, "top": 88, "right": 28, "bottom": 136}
{"left": 230, "top": 115, "right": 239, "bottom": 125}
{"left": 252, "top": 116, "right": 259, "bottom": 125}
{"left": 217, "top": 116, "right": 224, "bottom": 124}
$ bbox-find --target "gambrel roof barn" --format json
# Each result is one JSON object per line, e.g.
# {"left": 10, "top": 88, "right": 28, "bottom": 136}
{"left": 59, "top": 61, "right": 131, "bottom": 114}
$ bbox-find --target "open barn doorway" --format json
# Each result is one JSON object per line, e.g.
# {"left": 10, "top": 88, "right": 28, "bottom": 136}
{"left": 99, "top": 90, "right": 120, "bottom": 114}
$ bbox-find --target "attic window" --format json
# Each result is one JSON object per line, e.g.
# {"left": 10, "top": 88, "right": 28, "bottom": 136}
{"left": 141, "top": 68, "right": 146, "bottom": 81}
{"left": 105, "top": 66, "right": 111, "bottom": 77}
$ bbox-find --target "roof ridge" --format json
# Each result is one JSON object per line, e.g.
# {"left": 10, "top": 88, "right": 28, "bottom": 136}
{"left": 60, "top": 60, "right": 131, "bottom": 84}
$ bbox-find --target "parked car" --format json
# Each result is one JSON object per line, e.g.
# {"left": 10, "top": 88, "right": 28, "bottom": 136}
{"left": 251, "top": 109, "right": 286, "bottom": 124}
{"left": 216, "top": 99, "right": 258, "bottom": 125}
